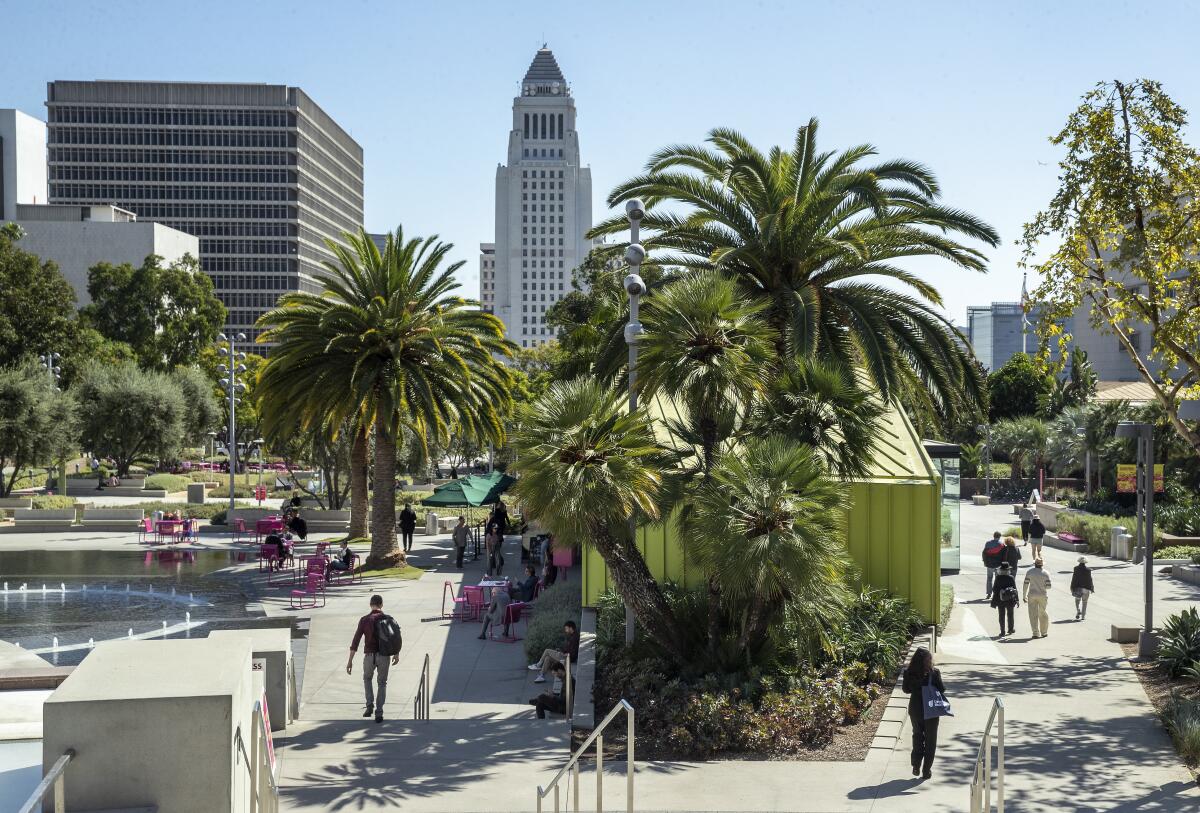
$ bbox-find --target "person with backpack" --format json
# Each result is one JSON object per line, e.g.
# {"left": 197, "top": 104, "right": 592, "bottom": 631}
{"left": 990, "top": 563, "right": 1019, "bottom": 638}
{"left": 1070, "top": 557, "right": 1095, "bottom": 620}
{"left": 1028, "top": 514, "right": 1046, "bottom": 560}
{"left": 1023, "top": 558, "right": 1052, "bottom": 638}
{"left": 347, "top": 594, "right": 402, "bottom": 723}
{"left": 982, "top": 532, "right": 1005, "bottom": 597}
{"left": 901, "top": 647, "right": 947, "bottom": 779}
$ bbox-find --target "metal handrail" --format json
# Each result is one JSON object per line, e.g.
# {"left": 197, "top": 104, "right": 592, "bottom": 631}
{"left": 288, "top": 655, "right": 300, "bottom": 722}
{"left": 235, "top": 701, "right": 280, "bottom": 813}
{"left": 17, "top": 749, "right": 75, "bottom": 813}
{"left": 564, "top": 653, "right": 572, "bottom": 721}
{"left": 413, "top": 653, "right": 431, "bottom": 720}
{"left": 536, "top": 699, "right": 634, "bottom": 813}
{"left": 970, "top": 698, "right": 1005, "bottom": 813}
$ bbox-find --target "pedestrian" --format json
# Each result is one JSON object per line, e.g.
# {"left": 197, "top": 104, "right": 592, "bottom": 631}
{"left": 452, "top": 515, "right": 469, "bottom": 569}
{"left": 92, "top": 457, "right": 104, "bottom": 491}
{"left": 399, "top": 502, "right": 418, "bottom": 553}
{"left": 478, "top": 585, "right": 512, "bottom": 640}
{"left": 990, "top": 563, "right": 1019, "bottom": 638}
{"left": 1002, "top": 535, "right": 1022, "bottom": 573}
{"left": 486, "top": 523, "right": 505, "bottom": 576}
{"left": 529, "top": 662, "right": 574, "bottom": 719}
{"left": 528, "top": 620, "right": 580, "bottom": 683}
{"left": 901, "top": 647, "right": 946, "bottom": 780}
{"left": 1019, "top": 504, "right": 1034, "bottom": 542}
{"left": 982, "top": 532, "right": 1005, "bottom": 597}
{"left": 1028, "top": 514, "right": 1046, "bottom": 559}
{"left": 346, "top": 594, "right": 402, "bottom": 723}
{"left": 1023, "top": 558, "right": 1052, "bottom": 638}
{"left": 1070, "top": 557, "right": 1094, "bottom": 621}
{"left": 494, "top": 501, "right": 510, "bottom": 537}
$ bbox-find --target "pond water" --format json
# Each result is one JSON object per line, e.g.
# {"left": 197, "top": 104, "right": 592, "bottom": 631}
{"left": 0, "top": 549, "right": 298, "bottom": 665}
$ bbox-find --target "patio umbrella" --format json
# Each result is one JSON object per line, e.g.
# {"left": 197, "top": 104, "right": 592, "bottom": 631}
{"left": 466, "top": 470, "right": 516, "bottom": 504}
{"left": 419, "top": 477, "right": 493, "bottom": 508}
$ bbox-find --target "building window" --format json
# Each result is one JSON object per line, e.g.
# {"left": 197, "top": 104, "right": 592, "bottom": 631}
{"left": 558, "top": 113, "right": 563, "bottom": 137}
{"left": 524, "top": 114, "right": 529, "bottom": 138}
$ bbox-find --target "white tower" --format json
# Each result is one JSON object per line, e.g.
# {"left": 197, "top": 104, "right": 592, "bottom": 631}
{"left": 489, "top": 47, "right": 592, "bottom": 348}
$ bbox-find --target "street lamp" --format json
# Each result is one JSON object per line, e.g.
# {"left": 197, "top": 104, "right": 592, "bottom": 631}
{"left": 38, "top": 353, "right": 64, "bottom": 491}
{"left": 623, "top": 198, "right": 647, "bottom": 645}
{"left": 206, "top": 431, "right": 217, "bottom": 466}
{"left": 975, "top": 423, "right": 992, "bottom": 497}
{"left": 253, "top": 438, "right": 265, "bottom": 505}
{"left": 216, "top": 332, "right": 248, "bottom": 512}
{"left": 1075, "top": 427, "right": 1091, "bottom": 499}
{"left": 1116, "top": 420, "right": 1155, "bottom": 656}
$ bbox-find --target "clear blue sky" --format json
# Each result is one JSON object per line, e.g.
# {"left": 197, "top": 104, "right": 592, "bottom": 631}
{"left": 4, "top": 0, "right": 1199, "bottom": 323}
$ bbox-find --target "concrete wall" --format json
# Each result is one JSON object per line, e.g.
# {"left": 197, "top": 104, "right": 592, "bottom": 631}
{"left": 0, "top": 108, "right": 47, "bottom": 220}
{"left": 9, "top": 219, "right": 199, "bottom": 304}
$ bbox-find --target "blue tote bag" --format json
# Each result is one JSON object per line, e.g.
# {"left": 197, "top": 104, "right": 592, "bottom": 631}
{"left": 922, "top": 673, "right": 952, "bottom": 720}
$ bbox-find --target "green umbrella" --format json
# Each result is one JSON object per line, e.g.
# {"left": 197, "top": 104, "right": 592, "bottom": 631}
{"left": 467, "top": 471, "right": 516, "bottom": 504}
{"left": 420, "top": 477, "right": 493, "bottom": 507}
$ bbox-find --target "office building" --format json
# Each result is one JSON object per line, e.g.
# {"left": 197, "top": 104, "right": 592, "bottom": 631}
{"left": 488, "top": 47, "right": 592, "bottom": 348}
{"left": 479, "top": 242, "right": 495, "bottom": 312}
{"left": 965, "top": 302, "right": 1067, "bottom": 371}
{"left": 0, "top": 108, "right": 47, "bottom": 219}
{"left": 7, "top": 203, "right": 198, "bottom": 303}
{"left": 45, "top": 81, "right": 364, "bottom": 350}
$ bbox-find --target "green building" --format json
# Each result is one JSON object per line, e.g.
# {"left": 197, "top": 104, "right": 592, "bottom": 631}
{"left": 580, "top": 400, "right": 945, "bottom": 622}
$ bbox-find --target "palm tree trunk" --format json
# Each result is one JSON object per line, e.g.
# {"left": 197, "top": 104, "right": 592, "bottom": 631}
{"left": 588, "top": 523, "right": 689, "bottom": 663}
{"left": 349, "top": 425, "right": 369, "bottom": 539}
{"left": 368, "top": 418, "right": 400, "bottom": 567}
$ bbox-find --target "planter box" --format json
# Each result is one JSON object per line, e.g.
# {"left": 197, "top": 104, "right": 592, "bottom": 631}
{"left": 1161, "top": 533, "right": 1200, "bottom": 547}
{"left": 80, "top": 508, "right": 145, "bottom": 531}
{"left": 0, "top": 497, "right": 33, "bottom": 510}
{"left": 972, "top": 495, "right": 990, "bottom": 506}
{"left": 1034, "top": 501, "right": 1072, "bottom": 532}
{"left": 1171, "top": 564, "right": 1200, "bottom": 587}
{"left": 4, "top": 508, "right": 76, "bottom": 533}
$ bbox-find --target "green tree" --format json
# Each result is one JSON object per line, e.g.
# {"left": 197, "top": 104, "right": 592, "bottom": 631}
{"left": 588, "top": 121, "right": 999, "bottom": 416}
{"left": 73, "top": 360, "right": 185, "bottom": 476}
{"left": 512, "top": 378, "right": 689, "bottom": 662}
{"left": 171, "top": 366, "right": 221, "bottom": 446}
{"left": 1022, "top": 79, "right": 1200, "bottom": 454}
{"left": 987, "top": 354, "right": 1054, "bottom": 421}
{"left": 198, "top": 347, "right": 266, "bottom": 453}
{"left": 0, "top": 363, "right": 77, "bottom": 496}
{"left": 0, "top": 224, "right": 79, "bottom": 369}
{"left": 992, "top": 416, "right": 1049, "bottom": 480}
{"left": 1039, "top": 347, "right": 1098, "bottom": 418}
{"left": 82, "top": 254, "right": 225, "bottom": 371}
{"left": 258, "top": 228, "right": 514, "bottom": 567}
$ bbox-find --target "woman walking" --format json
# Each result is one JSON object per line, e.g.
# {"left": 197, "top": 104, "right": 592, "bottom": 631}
{"left": 991, "top": 563, "right": 1019, "bottom": 638}
{"left": 485, "top": 523, "right": 505, "bottom": 577}
{"left": 1070, "top": 557, "right": 1095, "bottom": 620}
{"left": 1028, "top": 514, "right": 1046, "bottom": 559}
{"left": 1003, "top": 535, "right": 1022, "bottom": 573}
{"left": 901, "top": 647, "right": 946, "bottom": 779}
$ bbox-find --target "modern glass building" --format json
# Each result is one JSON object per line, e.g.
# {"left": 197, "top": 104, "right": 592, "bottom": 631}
{"left": 45, "top": 81, "right": 364, "bottom": 352}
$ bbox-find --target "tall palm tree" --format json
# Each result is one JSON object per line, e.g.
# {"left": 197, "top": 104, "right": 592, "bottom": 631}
{"left": 258, "top": 228, "right": 514, "bottom": 566}
{"left": 682, "top": 435, "right": 851, "bottom": 665}
{"left": 588, "top": 120, "right": 999, "bottom": 415}
{"left": 638, "top": 271, "right": 775, "bottom": 471}
{"left": 992, "top": 416, "right": 1049, "bottom": 481}
{"left": 511, "top": 378, "right": 690, "bottom": 662}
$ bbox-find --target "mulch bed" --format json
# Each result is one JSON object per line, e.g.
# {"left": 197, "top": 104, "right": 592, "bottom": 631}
{"left": 1120, "top": 643, "right": 1200, "bottom": 782}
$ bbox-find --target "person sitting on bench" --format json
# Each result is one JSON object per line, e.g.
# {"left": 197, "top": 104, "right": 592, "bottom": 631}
{"left": 529, "top": 662, "right": 574, "bottom": 719}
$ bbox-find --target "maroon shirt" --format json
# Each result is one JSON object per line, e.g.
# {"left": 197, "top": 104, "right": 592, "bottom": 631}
{"left": 350, "top": 609, "right": 383, "bottom": 654}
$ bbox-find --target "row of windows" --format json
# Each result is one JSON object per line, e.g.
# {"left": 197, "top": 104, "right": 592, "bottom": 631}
{"left": 199, "top": 239, "right": 297, "bottom": 256}
{"left": 118, "top": 203, "right": 293, "bottom": 220}
{"left": 522, "top": 238, "right": 565, "bottom": 246}
{"left": 523, "top": 227, "right": 565, "bottom": 235}
{"left": 523, "top": 112, "right": 565, "bottom": 140}
{"left": 522, "top": 260, "right": 566, "bottom": 268}
{"left": 51, "top": 166, "right": 295, "bottom": 184}
{"left": 522, "top": 204, "right": 566, "bottom": 213}
{"left": 180, "top": 222, "right": 293, "bottom": 237}
{"left": 222, "top": 291, "right": 286, "bottom": 309}
{"left": 522, "top": 149, "right": 564, "bottom": 159}
{"left": 298, "top": 194, "right": 361, "bottom": 238}
{"left": 50, "top": 127, "right": 295, "bottom": 148}
{"left": 523, "top": 271, "right": 566, "bottom": 280}
{"left": 522, "top": 215, "right": 563, "bottom": 224}
{"left": 522, "top": 170, "right": 565, "bottom": 179}
{"left": 522, "top": 284, "right": 565, "bottom": 293}
{"left": 50, "top": 183, "right": 296, "bottom": 202}
{"left": 50, "top": 106, "right": 294, "bottom": 128}
{"left": 225, "top": 308, "right": 270, "bottom": 325}
{"left": 521, "top": 182, "right": 564, "bottom": 189}
{"left": 209, "top": 273, "right": 298, "bottom": 291}
{"left": 521, "top": 249, "right": 566, "bottom": 257}
{"left": 522, "top": 194, "right": 565, "bottom": 202}
{"left": 50, "top": 148, "right": 294, "bottom": 166}
{"left": 204, "top": 257, "right": 297, "bottom": 275}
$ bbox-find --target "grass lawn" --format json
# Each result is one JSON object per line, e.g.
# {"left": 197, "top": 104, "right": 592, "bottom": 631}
{"left": 358, "top": 564, "right": 425, "bottom": 581}
{"left": 939, "top": 583, "right": 955, "bottom": 629}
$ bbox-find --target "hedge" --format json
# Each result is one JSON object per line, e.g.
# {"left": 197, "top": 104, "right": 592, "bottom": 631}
{"left": 144, "top": 474, "right": 192, "bottom": 493}
{"left": 523, "top": 582, "right": 582, "bottom": 661}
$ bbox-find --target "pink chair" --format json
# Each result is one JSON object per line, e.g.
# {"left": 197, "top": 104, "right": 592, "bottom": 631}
{"left": 231, "top": 518, "right": 249, "bottom": 543}
{"left": 462, "top": 585, "right": 486, "bottom": 620}
{"left": 494, "top": 601, "right": 526, "bottom": 642}
{"left": 328, "top": 553, "right": 361, "bottom": 586}
{"left": 257, "top": 543, "right": 281, "bottom": 572}
{"left": 137, "top": 517, "right": 154, "bottom": 545}
{"left": 290, "top": 572, "right": 325, "bottom": 609}
{"left": 442, "top": 581, "right": 475, "bottom": 621}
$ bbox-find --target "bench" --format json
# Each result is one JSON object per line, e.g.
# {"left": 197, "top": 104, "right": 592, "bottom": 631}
{"left": 305, "top": 510, "right": 351, "bottom": 535}
{"left": 80, "top": 508, "right": 146, "bottom": 532}
{"left": 1047, "top": 531, "right": 1089, "bottom": 555}
{"left": 4, "top": 508, "right": 76, "bottom": 533}
{"left": 0, "top": 496, "right": 34, "bottom": 510}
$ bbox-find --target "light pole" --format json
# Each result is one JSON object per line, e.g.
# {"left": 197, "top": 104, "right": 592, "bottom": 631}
{"left": 206, "top": 431, "right": 217, "bottom": 467}
{"left": 1116, "top": 420, "right": 1155, "bottom": 656}
{"left": 253, "top": 438, "right": 265, "bottom": 505}
{"left": 976, "top": 423, "right": 992, "bottom": 497}
{"left": 216, "top": 332, "right": 248, "bottom": 512}
{"left": 38, "top": 353, "right": 65, "bottom": 493}
{"left": 1075, "top": 426, "right": 1091, "bottom": 499}
{"left": 623, "top": 198, "right": 647, "bottom": 645}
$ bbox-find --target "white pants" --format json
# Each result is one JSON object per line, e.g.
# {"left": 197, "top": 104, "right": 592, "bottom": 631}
{"left": 1027, "top": 596, "right": 1049, "bottom": 636}
{"left": 1074, "top": 589, "right": 1091, "bottom": 617}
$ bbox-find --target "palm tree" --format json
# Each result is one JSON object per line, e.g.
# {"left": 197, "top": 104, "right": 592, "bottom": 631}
{"left": 682, "top": 435, "right": 851, "bottom": 665}
{"left": 588, "top": 120, "right": 998, "bottom": 416}
{"left": 258, "top": 228, "right": 514, "bottom": 566}
{"left": 511, "top": 378, "right": 690, "bottom": 662}
{"left": 992, "top": 416, "right": 1049, "bottom": 481}
{"left": 638, "top": 271, "right": 775, "bottom": 471}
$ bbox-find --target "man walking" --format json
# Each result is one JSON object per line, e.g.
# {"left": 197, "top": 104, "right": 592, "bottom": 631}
{"left": 982, "top": 532, "right": 1005, "bottom": 597}
{"left": 452, "top": 515, "right": 469, "bottom": 569}
{"left": 1023, "top": 558, "right": 1052, "bottom": 638}
{"left": 347, "top": 594, "right": 401, "bottom": 723}
{"left": 399, "top": 502, "right": 418, "bottom": 554}
{"left": 1019, "top": 504, "right": 1034, "bottom": 542}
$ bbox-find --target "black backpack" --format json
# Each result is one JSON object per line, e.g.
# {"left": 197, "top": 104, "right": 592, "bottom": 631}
{"left": 999, "top": 586, "right": 1019, "bottom": 604}
{"left": 374, "top": 614, "right": 403, "bottom": 656}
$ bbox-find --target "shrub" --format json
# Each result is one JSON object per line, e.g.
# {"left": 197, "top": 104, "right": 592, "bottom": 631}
{"left": 1159, "top": 503, "right": 1200, "bottom": 537}
{"left": 1157, "top": 546, "right": 1200, "bottom": 561}
{"left": 1056, "top": 512, "right": 1123, "bottom": 556}
{"left": 829, "top": 590, "right": 922, "bottom": 683}
{"left": 989, "top": 481, "right": 1033, "bottom": 503}
{"left": 1163, "top": 693, "right": 1200, "bottom": 764}
{"left": 144, "top": 474, "right": 191, "bottom": 493}
{"left": 123, "top": 501, "right": 226, "bottom": 520}
{"left": 1158, "top": 608, "right": 1200, "bottom": 678}
{"left": 1067, "top": 495, "right": 1132, "bottom": 517}
{"left": 523, "top": 582, "right": 581, "bottom": 661}
{"left": 31, "top": 495, "right": 76, "bottom": 510}
{"left": 939, "top": 584, "right": 955, "bottom": 630}
{"left": 210, "top": 509, "right": 227, "bottom": 525}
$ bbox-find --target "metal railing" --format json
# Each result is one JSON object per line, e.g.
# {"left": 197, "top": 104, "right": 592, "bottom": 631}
{"left": 413, "top": 653, "right": 431, "bottom": 720}
{"left": 235, "top": 700, "right": 280, "bottom": 813}
{"left": 288, "top": 655, "right": 300, "bottom": 723}
{"left": 970, "top": 698, "right": 1005, "bottom": 813}
{"left": 17, "top": 749, "right": 75, "bottom": 813}
{"left": 564, "top": 653, "right": 572, "bottom": 721}
{"left": 536, "top": 699, "right": 634, "bottom": 813}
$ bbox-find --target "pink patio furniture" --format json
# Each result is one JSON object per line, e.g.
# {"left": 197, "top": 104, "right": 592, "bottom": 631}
{"left": 257, "top": 543, "right": 280, "bottom": 573}
{"left": 327, "top": 553, "right": 361, "bottom": 586}
{"left": 230, "top": 518, "right": 250, "bottom": 544}
{"left": 462, "top": 585, "right": 486, "bottom": 620}
{"left": 255, "top": 517, "right": 285, "bottom": 544}
{"left": 491, "top": 601, "right": 527, "bottom": 642}
{"left": 137, "top": 517, "right": 155, "bottom": 545}
{"left": 155, "top": 520, "right": 183, "bottom": 544}
{"left": 442, "top": 581, "right": 476, "bottom": 621}
{"left": 290, "top": 572, "right": 326, "bottom": 609}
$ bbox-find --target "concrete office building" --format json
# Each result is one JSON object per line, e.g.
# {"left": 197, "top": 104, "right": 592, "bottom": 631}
{"left": 45, "top": 81, "right": 364, "bottom": 350}
{"left": 489, "top": 48, "right": 592, "bottom": 348}
{"left": 0, "top": 108, "right": 48, "bottom": 219}
{"left": 7, "top": 203, "right": 198, "bottom": 303}
{"left": 965, "top": 301, "right": 1067, "bottom": 371}
{"left": 479, "top": 242, "right": 496, "bottom": 312}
